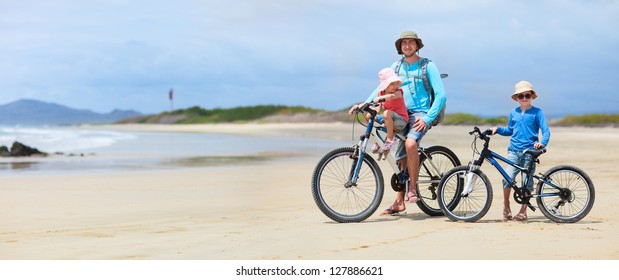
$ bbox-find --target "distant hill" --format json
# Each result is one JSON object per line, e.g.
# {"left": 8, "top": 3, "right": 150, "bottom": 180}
{"left": 116, "top": 105, "right": 349, "bottom": 124}
{"left": 0, "top": 99, "right": 142, "bottom": 125}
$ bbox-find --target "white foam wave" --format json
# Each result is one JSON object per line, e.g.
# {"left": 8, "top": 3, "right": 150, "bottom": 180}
{"left": 0, "top": 126, "right": 137, "bottom": 152}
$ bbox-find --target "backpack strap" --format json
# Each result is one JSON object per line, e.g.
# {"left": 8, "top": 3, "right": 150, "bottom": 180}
{"left": 419, "top": 58, "right": 434, "bottom": 104}
{"left": 397, "top": 57, "right": 441, "bottom": 104}
{"left": 394, "top": 58, "right": 404, "bottom": 75}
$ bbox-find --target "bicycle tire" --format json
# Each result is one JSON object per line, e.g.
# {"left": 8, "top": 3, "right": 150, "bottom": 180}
{"left": 438, "top": 165, "right": 493, "bottom": 222}
{"left": 416, "top": 146, "right": 461, "bottom": 216}
{"left": 311, "top": 147, "right": 384, "bottom": 223}
{"left": 536, "top": 165, "right": 595, "bottom": 223}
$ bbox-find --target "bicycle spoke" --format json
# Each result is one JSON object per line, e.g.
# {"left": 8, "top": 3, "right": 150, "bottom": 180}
{"left": 416, "top": 146, "right": 461, "bottom": 216}
{"left": 537, "top": 166, "right": 594, "bottom": 223}
{"left": 312, "top": 148, "right": 384, "bottom": 222}
{"left": 439, "top": 167, "right": 492, "bottom": 222}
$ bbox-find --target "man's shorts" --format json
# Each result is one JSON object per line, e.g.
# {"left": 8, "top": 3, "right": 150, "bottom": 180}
{"left": 394, "top": 112, "right": 428, "bottom": 161}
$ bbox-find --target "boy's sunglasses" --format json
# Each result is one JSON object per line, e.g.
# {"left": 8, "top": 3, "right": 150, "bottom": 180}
{"left": 517, "top": 93, "right": 532, "bottom": 100}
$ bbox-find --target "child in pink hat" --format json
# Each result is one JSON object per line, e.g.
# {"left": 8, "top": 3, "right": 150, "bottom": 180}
{"left": 371, "top": 68, "right": 409, "bottom": 152}
{"left": 349, "top": 68, "right": 409, "bottom": 153}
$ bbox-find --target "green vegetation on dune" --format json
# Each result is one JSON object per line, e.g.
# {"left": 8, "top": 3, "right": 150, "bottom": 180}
{"left": 172, "top": 105, "right": 320, "bottom": 123}
{"left": 117, "top": 105, "right": 324, "bottom": 124}
{"left": 555, "top": 114, "right": 619, "bottom": 126}
{"left": 115, "top": 105, "right": 618, "bottom": 126}
{"left": 444, "top": 113, "right": 619, "bottom": 127}
{"left": 442, "top": 113, "right": 508, "bottom": 126}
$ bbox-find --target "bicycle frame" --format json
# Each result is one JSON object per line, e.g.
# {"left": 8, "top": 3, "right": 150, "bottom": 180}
{"left": 373, "top": 126, "right": 443, "bottom": 186}
{"left": 348, "top": 104, "right": 444, "bottom": 188}
{"left": 469, "top": 128, "right": 564, "bottom": 206}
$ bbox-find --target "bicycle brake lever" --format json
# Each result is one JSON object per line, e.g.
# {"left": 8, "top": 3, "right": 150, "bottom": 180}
{"left": 469, "top": 126, "right": 478, "bottom": 135}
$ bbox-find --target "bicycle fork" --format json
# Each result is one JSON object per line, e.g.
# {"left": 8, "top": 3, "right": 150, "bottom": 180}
{"left": 347, "top": 135, "right": 371, "bottom": 187}
{"left": 461, "top": 164, "right": 480, "bottom": 196}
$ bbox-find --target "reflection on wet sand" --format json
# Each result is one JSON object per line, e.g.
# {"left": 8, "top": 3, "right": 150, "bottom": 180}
{"left": 161, "top": 152, "right": 302, "bottom": 167}
{"left": 0, "top": 161, "right": 39, "bottom": 170}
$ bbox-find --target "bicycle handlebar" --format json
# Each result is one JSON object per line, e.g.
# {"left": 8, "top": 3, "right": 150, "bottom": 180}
{"left": 469, "top": 126, "right": 493, "bottom": 141}
{"left": 470, "top": 126, "right": 548, "bottom": 155}
{"left": 354, "top": 102, "right": 381, "bottom": 118}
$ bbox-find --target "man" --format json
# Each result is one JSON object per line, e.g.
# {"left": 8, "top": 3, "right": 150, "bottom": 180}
{"left": 350, "top": 30, "right": 447, "bottom": 215}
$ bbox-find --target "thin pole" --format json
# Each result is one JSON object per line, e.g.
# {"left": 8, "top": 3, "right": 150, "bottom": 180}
{"left": 169, "top": 88, "right": 174, "bottom": 111}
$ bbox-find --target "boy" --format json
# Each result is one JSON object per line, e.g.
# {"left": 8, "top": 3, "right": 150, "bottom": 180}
{"left": 490, "top": 81, "right": 551, "bottom": 221}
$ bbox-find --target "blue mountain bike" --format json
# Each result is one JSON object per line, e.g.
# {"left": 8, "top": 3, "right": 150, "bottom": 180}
{"left": 437, "top": 127, "right": 595, "bottom": 223}
{"left": 311, "top": 103, "right": 461, "bottom": 223}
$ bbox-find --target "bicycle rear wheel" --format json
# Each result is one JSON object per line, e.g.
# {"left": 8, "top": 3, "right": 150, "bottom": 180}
{"left": 311, "top": 147, "right": 384, "bottom": 223}
{"left": 438, "top": 165, "right": 493, "bottom": 222}
{"left": 416, "top": 146, "right": 461, "bottom": 216}
{"left": 536, "top": 165, "right": 595, "bottom": 223}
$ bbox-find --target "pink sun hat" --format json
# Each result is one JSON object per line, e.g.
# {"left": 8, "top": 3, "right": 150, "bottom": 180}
{"left": 378, "top": 68, "right": 402, "bottom": 92}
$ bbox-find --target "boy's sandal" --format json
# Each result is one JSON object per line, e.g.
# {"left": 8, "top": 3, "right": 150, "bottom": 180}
{"left": 503, "top": 209, "right": 513, "bottom": 220}
{"left": 514, "top": 213, "right": 528, "bottom": 221}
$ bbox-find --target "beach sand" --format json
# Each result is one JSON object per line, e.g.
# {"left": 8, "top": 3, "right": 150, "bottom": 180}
{"left": 1, "top": 123, "right": 618, "bottom": 260}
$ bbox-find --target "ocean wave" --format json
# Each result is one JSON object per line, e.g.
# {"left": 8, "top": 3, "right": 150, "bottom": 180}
{"left": 0, "top": 126, "right": 137, "bottom": 152}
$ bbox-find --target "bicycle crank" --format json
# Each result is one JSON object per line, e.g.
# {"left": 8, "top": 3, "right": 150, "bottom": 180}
{"left": 390, "top": 173, "right": 406, "bottom": 192}
{"left": 513, "top": 189, "right": 532, "bottom": 204}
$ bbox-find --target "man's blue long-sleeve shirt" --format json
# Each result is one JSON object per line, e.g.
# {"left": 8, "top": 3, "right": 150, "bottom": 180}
{"left": 365, "top": 58, "right": 446, "bottom": 125}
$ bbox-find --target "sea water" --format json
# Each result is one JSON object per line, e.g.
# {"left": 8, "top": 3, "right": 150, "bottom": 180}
{"left": 0, "top": 126, "right": 348, "bottom": 174}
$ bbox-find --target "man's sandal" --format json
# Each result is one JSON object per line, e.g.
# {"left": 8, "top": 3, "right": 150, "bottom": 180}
{"left": 406, "top": 192, "right": 419, "bottom": 203}
{"left": 381, "top": 208, "right": 403, "bottom": 215}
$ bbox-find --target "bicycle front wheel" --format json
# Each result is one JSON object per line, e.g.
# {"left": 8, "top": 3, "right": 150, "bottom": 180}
{"left": 438, "top": 165, "right": 493, "bottom": 222}
{"left": 416, "top": 146, "right": 461, "bottom": 216}
{"left": 536, "top": 165, "right": 595, "bottom": 223}
{"left": 311, "top": 147, "right": 384, "bottom": 223}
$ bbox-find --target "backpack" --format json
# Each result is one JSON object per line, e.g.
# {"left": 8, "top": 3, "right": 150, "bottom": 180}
{"left": 395, "top": 58, "right": 446, "bottom": 127}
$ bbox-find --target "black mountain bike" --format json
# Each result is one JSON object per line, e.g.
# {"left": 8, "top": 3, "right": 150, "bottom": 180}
{"left": 437, "top": 127, "right": 595, "bottom": 223}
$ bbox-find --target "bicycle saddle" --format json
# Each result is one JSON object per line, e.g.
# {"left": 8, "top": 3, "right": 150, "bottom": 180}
{"left": 524, "top": 148, "right": 547, "bottom": 158}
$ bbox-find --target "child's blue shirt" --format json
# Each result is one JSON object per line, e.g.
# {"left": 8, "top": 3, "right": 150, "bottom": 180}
{"left": 497, "top": 106, "right": 551, "bottom": 152}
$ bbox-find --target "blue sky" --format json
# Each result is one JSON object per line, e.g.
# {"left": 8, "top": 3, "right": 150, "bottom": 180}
{"left": 1, "top": 0, "right": 618, "bottom": 117}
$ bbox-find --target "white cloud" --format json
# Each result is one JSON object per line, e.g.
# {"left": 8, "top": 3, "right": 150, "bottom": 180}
{"left": 0, "top": 0, "right": 617, "bottom": 115}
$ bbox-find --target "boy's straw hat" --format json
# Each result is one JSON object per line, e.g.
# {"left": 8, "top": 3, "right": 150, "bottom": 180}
{"left": 395, "top": 30, "right": 424, "bottom": 55}
{"left": 511, "top": 81, "right": 538, "bottom": 101}
{"left": 378, "top": 68, "right": 402, "bottom": 92}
